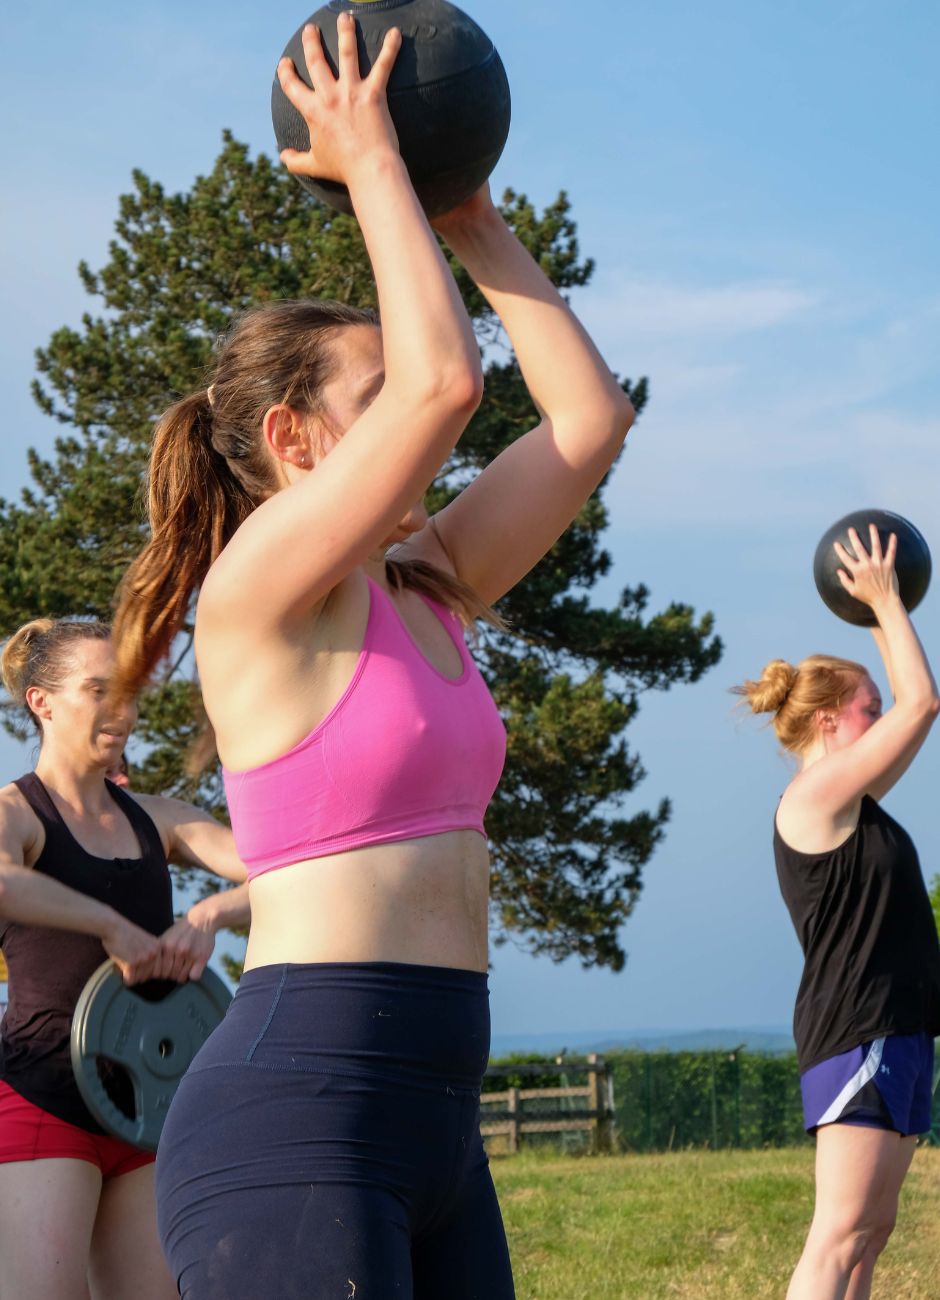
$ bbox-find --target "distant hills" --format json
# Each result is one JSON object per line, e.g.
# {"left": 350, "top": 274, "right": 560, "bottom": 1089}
{"left": 490, "top": 1026, "right": 795, "bottom": 1057}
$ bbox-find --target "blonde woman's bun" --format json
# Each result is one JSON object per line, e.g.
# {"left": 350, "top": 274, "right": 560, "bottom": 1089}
{"left": 1, "top": 618, "right": 56, "bottom": 704}
{"left": 738, "top": 659, "right": 799, "bottom": 715}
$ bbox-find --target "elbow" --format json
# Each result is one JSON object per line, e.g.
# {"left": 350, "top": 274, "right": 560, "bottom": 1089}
{"left": 589, "top": 389, "right": 635, "bottom": 460}
{"left": 424, "top": 362, "right": 484, "bottom": 419}
{"left": 398, "top": 349, "right": 484, "bottom": 422}
{"left": 610, "top": 390, "right": 636, "bottom": 442}
{"left": 901, "top": 692, "right": 940, "bottom": 725}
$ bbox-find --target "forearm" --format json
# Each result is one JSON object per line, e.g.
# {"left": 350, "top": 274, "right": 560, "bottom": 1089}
{"left": 871, "top": 594, "right": 938, "bottom": 709}
{"left": 439, "top": 206, "right": 631, "bottom": 440}
{"left": 186, "top": 882, "right": 251, "bottom": 935}
{"left": 869, "top": 626, "right": 896, "bottom": 699}
{"left": 0, "top": 866, "right": 119, "bottom": 941}
{"left": 347, "top": 155, "right": 481, "bottom": 393}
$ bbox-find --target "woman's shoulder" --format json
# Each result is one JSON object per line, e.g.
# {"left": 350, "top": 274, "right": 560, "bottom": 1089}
{"left": 0, "top": 779, "right": 44, "bottom": 862}
{"left": 775, "top": 771, "right": 864, "bottom": 857}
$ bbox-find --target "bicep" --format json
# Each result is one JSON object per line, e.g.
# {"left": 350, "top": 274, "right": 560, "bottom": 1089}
{"left": 0, "top": 797, "right": 34, "bottom": 872}
{"left": 163, "top": 803, "right": 247, "bottom": 883}
{"left": 801, "top": 706, "right": 936, "bottom": 814}
{"left": 427, "top": 420, "right": 622, "bottom": 605}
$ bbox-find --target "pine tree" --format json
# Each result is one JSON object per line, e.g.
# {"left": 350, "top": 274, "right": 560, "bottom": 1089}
{"left": 0, "top": 133, "right": 721, "bottom": 971}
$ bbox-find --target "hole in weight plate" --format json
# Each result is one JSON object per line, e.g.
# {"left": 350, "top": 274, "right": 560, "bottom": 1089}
{"left": 96, "top": 1057, "right": 136, "bottom": 1121}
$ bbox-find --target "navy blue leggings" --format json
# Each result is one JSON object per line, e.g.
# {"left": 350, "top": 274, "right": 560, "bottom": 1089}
{"left": 156, "top": 963, "right": 515, "bottom": 1299}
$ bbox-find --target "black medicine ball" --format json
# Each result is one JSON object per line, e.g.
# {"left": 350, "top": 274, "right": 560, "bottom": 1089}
{"left": 813, "top": 508, "right": 932, "bottom": 626}
{"left": 271, "top": 0, "right": 511, "bottom": 218}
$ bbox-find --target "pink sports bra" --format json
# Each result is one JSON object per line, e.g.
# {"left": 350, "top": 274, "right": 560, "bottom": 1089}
{"left": 222, "top": 577, "right": 507, "bottom": 880}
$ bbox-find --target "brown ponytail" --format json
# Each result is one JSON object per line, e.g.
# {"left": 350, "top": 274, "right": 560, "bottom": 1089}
{"left": 734, "top": 653, "right": 868, "bottom": 753}
{"left": 112, "top": 391, "right": 255, "bottom": 699}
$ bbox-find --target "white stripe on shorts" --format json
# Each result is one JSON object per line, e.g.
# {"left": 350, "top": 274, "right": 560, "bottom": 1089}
{"left": 816, "top": 1037, "right": 886, "bottom": 1127}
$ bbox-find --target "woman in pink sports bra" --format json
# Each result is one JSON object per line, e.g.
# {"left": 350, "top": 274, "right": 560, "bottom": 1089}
{"left": 111, "top": 16, "right": 634, "bottom": 1300}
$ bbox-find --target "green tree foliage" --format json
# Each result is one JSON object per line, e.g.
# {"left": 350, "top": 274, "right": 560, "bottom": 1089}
{"left": 0, "top": 134, "right": 721, "bottom": 970}
{"left": 930, "top": 875, "right": 940, "bottom": 940}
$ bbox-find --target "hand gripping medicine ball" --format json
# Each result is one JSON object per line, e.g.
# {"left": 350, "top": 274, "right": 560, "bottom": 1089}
{"left": 813, "top": 508, "right": 932, "bottom": 626}
{"left": 271, "top": 0, "right": 511, "bottom": 218}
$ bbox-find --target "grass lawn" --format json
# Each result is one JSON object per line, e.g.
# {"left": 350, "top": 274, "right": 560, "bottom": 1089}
{"left": 492, "top": 1146, "right": 940, "bottom": 1298}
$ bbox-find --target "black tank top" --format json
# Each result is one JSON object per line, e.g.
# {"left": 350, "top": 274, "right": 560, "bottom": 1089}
{"left": 0, "top": 773, "right": 174, "bottom": 1133}
{"left": 774, "top": 794, "right": 940, "bottom": 1072}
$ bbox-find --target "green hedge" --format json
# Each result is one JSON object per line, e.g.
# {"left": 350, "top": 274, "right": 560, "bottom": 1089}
{"left": 486, "top": 1050, "right": 809, "bottom": 1151}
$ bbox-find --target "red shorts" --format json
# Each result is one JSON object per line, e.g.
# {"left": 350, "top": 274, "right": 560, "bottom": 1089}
{"left": 0, "top": 1081, "right": 154, "bottom": 1180}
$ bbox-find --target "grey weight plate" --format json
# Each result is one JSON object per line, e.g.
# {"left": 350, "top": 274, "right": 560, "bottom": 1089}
{"left": 71, "top": 959, "right": 232, "bottom": 1151}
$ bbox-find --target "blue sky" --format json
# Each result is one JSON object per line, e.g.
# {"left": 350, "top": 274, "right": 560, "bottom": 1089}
{"left": 3, "top": 0, "right": 939, "bottom": 1044}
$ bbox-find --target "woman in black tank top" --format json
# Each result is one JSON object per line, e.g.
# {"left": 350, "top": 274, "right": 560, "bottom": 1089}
{"left": 737, "top": 524, "right": 940, "bottom": 1300}
{"left": 0, "top": 618, "right": 250, "bottom": 1300}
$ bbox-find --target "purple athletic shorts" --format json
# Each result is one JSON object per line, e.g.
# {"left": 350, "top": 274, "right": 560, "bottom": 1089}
{"left": 800, "top": 1032, "right": 935, "bottom": 1135}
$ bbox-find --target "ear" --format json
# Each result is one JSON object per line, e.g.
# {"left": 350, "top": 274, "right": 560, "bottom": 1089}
{"left": 24, "top": 685, "right": 52, "bottom": 724}
{"left": 262, "top": 404, "right": 312, "bottom": 470}
{"left": 815, "top": 708, "right": 837, "bottom": 732}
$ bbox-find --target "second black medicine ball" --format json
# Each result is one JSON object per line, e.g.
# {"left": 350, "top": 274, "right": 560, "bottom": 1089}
{"left": 813, "top": 508, "right": 932, "bottom": 626}
{"left": 271, "top": 0, "right": 511, "bottom": 218}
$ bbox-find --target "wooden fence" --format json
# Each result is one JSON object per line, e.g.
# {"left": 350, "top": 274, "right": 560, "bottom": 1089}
{"left": 480, "top": 1053, "right": 615, "bottom": 1153}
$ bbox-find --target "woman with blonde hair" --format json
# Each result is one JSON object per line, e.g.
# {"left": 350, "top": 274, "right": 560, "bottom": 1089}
{"left": 110, "top": 14, "right": 634, "bottom": 1299}
{"left": 738, "top": 524, "right": 940, "bottom": 1300}
{"left": 0, "top": 617, "right": 249, "bottom": 1300}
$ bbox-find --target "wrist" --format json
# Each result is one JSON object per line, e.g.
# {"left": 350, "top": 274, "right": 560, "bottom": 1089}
{"left": 97, "top": 905, "right": 125, "bottom": 945}
{"left": 435, "top": 202, "right": 505, "bottom": 250}
{"left": 344, "top": 148, "right": 410, "bottom": 194}
{"left": 186, "top": 898, "right": 220, "bottom": 935}
{"left": 869, "top": 589, "right": 905, "bottom": 618}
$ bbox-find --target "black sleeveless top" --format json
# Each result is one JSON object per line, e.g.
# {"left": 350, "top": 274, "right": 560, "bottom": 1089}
{"left": 0, "top": 773, "right": 174, "bottom": 1133}
{"left": 774, "top": 795, "right": 940, "bottom": 1072}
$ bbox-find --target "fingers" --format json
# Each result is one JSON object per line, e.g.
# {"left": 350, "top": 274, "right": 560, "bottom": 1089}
{"left": 833, "top": 538, "right": 859, "bottom": 571}
{"left": 368, "top": 26, "right": 402, "bottom": 91}
{"left": 836, "top": 526, "right": 896, "bottom": 571}
{"left": 157, "top": 921, "right": 215, "bottom": 983}
{"left": 847, "top": 526, "right": 869, "bottom": 561}
{"left": 278, "top": 147, "right": 310, "bottom": 174}
{"left": 276, "top": 55, "right": 316, "bottom": 115}
{"left": 884, "top": 530, "right": 898, "bottom": 568}
{"left": 336, "top": 9, "right": 360, "bottom": 81}
{"left": 118, "top": 951, "right": 159, "bottom": 986}
{"left": 158, "top": 943, "right": 192, "bottom": 983}
{"left": 301, "top": 22, "right": 336, "bottom": 91}
{"left": 832, "top": 524, "right": 899, "bottom": 606}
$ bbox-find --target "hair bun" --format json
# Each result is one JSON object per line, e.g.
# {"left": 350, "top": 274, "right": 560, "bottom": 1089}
{"left": 1, "top": 618, "right": 55, "bottom": 702}
{"left": 744, "top": 659, "right": 798, "bottom": 715}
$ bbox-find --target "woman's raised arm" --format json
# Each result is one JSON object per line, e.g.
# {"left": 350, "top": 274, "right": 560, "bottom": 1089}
{"left": 401, "top": 186, "right": 634, "bottom": 604}
{"left": 199, "top": 16, "right": 483, "bottom": 630}
{"left": 793, "top": 526, "right": 939, "bottom": 816}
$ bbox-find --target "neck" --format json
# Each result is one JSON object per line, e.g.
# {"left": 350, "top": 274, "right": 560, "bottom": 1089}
{"left": 799, "top": 738, "right": 829, "bottom": 772}
{"left": 365, "top": 553, "right": 391, "bottom": 588}
{"left": 34, "top": 751, "right": 112, "bottom": 814}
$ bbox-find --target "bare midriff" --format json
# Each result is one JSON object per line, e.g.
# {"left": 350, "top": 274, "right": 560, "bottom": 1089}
{"left": 243, "top": 828, "right": 490, "bottom": 973}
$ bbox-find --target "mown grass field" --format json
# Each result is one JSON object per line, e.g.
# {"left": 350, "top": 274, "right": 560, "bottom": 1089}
{"left": 492, "top": 1146, "right": 940, "bottom": 1298}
